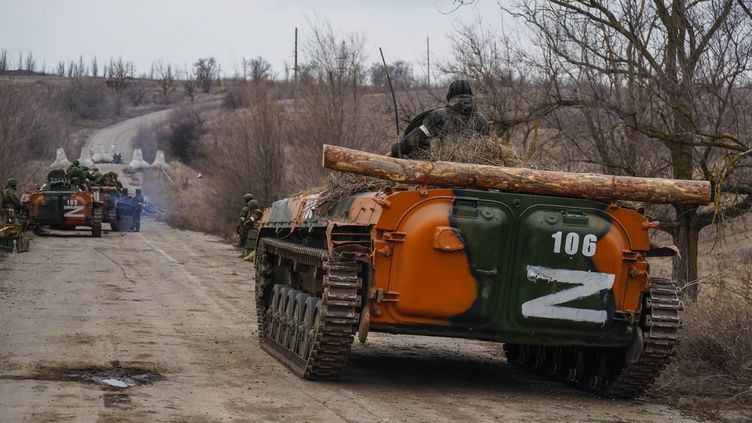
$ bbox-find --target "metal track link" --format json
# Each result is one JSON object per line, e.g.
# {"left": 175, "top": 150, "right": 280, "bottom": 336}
{"left": 603, "top": 277, "right": 682, "bottom": 398}
{"left": 255, "top": 238, "right": 361, "bottom": 380}
{"left": 504, "top": 277, "right": 682, "bottom": 398}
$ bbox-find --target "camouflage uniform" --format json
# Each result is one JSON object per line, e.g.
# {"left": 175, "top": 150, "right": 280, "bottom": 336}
{"left": 243, "top": 198, "right": 263, "bottom": 257}
{"left": 237, "top": 206, "right": 250, "bottom": 248}
{"left": 88, "top": 168, "right": 102, "bottom": 185}
{"left": 66, "top": 160, "right": 87, "bottom": 190}
{"left": 391, "top": 80, "right": 489, "bottom": 158}
{"left": 2, "top": 178, "right": 22, "bottom": 224}
{"left": 102, "top": 171, "right": 124, "bottom": 193}
{"left": 236, "top": 193, "right": 255, "bottom": 250}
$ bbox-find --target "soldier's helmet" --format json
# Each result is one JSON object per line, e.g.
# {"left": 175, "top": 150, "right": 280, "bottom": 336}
{"left": 243, "top": 193, "right": 254, "bottom": 201}
{"left": 73, "top": 160, "right": 81, "bottom": 166}
{"left": 241, "top": 206, "right": 249, "bottom": 214}
{"left": 247, "top": 199, "right": 260, "bottom": 210}
{"left": 446, "top": 80, "right": 473, "bottom": 101}
{"left": 6, "top": 177, "right": 17, "bottom": 189}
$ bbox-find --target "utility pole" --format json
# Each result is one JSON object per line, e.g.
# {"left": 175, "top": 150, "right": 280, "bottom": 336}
{"left": 426, "top": 36, "right": 430, "bottom": 88}
{"left": 294, "top": 27, "right": 299, "bottom": 85}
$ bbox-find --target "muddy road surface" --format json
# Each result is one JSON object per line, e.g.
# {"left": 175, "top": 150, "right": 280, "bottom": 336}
{"left": 0, "top": 219, "right": 697, "bottom": 422}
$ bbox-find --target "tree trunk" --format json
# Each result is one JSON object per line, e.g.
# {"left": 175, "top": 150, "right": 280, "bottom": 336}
{"left": 322, "top": 145, "right": 712, "bottom": 205}
{"left": 672, "top": 204, "right": 701, "bottom": 300}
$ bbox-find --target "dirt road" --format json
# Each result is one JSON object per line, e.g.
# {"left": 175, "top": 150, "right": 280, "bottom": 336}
{"left": 85, "top": 99, "right": 221, "bottom": 192}
{"left": 1, "top": 102, "right": 698, "bottom": 422}
{"left": 0, "top": 218, "right": 697, "bottom": 422}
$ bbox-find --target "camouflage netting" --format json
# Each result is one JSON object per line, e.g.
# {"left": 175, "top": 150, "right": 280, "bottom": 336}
{"left": 411, "top": 133, "right": 521, "bottom": 167}
{"left": 317, "top": 135, "right": 521, "bottom": 213}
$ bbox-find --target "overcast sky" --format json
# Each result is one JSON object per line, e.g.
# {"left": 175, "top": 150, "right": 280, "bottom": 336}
{"left": 0, "top": 0, "right": 513, "bottom": 79}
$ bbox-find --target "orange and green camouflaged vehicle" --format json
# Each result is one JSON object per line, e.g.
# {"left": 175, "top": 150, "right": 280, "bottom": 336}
{"left": 253, "top": 145, "right": 712, "bottom": 398}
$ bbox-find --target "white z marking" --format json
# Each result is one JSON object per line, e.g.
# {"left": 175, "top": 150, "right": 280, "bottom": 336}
{"left": 64, "top": 205, "right": 85, "bottom": 218}
{"left": 521, "top": 265, "right": 615, "bottom": 325}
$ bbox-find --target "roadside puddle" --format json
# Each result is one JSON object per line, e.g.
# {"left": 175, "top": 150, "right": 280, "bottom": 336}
{"left": 0, "top": 361, "right": 164, "bottom": 390}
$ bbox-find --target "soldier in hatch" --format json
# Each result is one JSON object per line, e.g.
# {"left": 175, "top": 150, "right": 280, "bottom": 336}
{"left": 66, "top": 160, "right": 87, "bottom": 190}
{"left": 390, "top": 79, "right": 489, "bottom": 159}
{"left": 102, "top": 171, "right": 124, "bottom": 193}
{"left": 87, "top": 167, "right": 103, "bottom": 185}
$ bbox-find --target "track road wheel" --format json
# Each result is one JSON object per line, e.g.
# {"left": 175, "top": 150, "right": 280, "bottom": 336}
{"left": 502, "top": 278, "right": 682, "bottom": 399}
{"left": 300, "top": 297, "right": 322, "bottom": 359}
{"left": 290, "top": 293, "right": 310, "bottom": 354}
{"left": 108, "top": 209, "right": 119, "bottom": 231}
{"left": 256, "top": 238, "right": 360, "bottom": 380}
{"left": 92, "top": 208, "right": 102, "bottom": 238}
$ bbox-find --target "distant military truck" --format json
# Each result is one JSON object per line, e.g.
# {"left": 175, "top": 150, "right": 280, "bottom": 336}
{"left": 22, "top": 170, "right": 103, "bottom": 237}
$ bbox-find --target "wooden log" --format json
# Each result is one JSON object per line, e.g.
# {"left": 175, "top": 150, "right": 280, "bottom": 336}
{"left": 322, "top": 145, "right": 712, "bottom": 205}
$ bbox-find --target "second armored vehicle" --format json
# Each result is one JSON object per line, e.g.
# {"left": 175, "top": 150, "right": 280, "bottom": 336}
{"left": 22, "top": 170, "right": 103, "bottom": 237}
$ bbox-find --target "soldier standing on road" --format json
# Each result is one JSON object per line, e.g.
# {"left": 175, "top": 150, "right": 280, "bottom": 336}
{"left": 242, "top": 195, "right": 263, "bottom": 260}
{"left": 132, "top": 188, "right": 144, "bottom": 232}
{"left": 390, "top": 80, "right": 489, "bottom": 159}
{"left": 2, "top": 177, "right": 22, "bottom": 224}
{"left": 236, "top": 204, "right": 250, "bottom": 249}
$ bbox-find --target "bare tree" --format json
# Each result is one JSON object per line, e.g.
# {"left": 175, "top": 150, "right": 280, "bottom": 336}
{"left": 504, "top": 0, "right": 752, "bottom": 299}
{"left": 91, "top": 56, "right": 98, "bottom": 77}
{"left": 181, "top": 67, "right": 197, "bottom": 101}
{"left": 56, "top": 61, "right": 65, "bottom": 77}
{"left": 16, "top": 51, "right": 22, "bottom": 71}
{"left": 0, "top": 49, "right": 7, "bottom": 74}
{"left": 24, "top": 52, "right": 37, "bottom": 74}
{"left": 154, "top": 60, "right": 176, "bottom": 97}
{"left": 209, "top": 91, "right": 286, "bottom": 206}
{"left": 193, "top": 57, "right": 217, "bottom": 93}
{"left": 77, "top": 55, "right": 87, "bottom": 77}
{"left": 105, "top": 57, "right": 134, "bottom": 113}
{"left": 247, "top": 56, "right": 272, "bottom": 83}
{"left": 286, "top": 18, "right": 385, "bottom": 188}
{"left": 369, "top": 60, "right": 416, "bottom": 88}
{"left": 0, "top": 83, "right": 72, "bottom": 183}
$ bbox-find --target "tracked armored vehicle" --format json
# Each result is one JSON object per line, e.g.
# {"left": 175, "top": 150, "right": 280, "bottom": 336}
{"left": 90, "top": 186, "right": 142, "bottom": 232}
{"left": 22, "top": 170, "right": 103, "bottom": 237}
{"left": 253, "top": 145, "right": 712, "bottom": 398}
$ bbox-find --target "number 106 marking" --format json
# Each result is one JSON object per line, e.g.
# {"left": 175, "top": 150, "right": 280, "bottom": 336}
{"left": 551, "top": 231, "right": 597, "bottom": 257}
